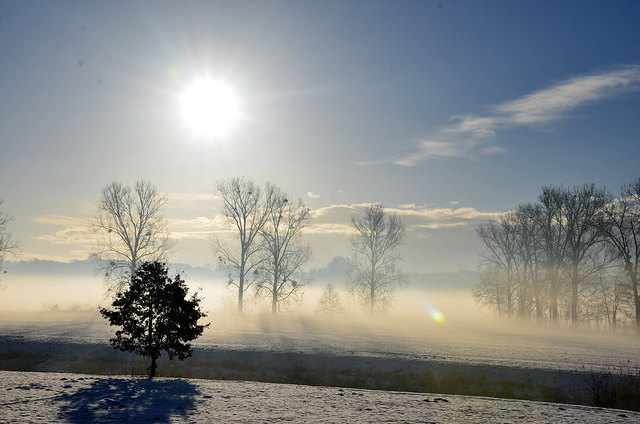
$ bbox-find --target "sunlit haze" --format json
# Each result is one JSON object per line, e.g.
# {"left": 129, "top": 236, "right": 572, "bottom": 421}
{"left": 2, "top": 2, "right": 640, "bottom": 419}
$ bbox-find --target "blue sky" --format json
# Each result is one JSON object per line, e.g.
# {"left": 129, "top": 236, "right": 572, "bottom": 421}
{"left": 1, "top": 1, "right": 640, "bottom": 272}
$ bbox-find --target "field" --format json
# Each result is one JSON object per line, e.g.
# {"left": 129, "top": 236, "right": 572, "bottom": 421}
{"left": 2, "top": 370, "right": 639, "bottom": 423}
{"left": 2, "top": 306, "right": 640, "bottom": 422}
{"left": 2, "top": 281, "right": 640, "bottom": 421}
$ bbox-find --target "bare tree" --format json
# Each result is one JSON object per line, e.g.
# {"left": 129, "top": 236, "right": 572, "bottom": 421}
{"left": 475, "top": 183, "right": 637, "bottom": 331}
{"left": 600, "top": 178, "right": 640, "bottom": 333}
{"left": 258, "top": 185, "right": 311, "bottom": 314}
{"left": 215, "top": 178, "right": 272, "bottom": 313}
{"left": 533, "top": 186, "right": 570, "bottom": 324}
{"left": 513, "top": 204, "right": 540, "bottom": 319}
{"left": 477, "top": 212, "right": 519, "bottom": 317}
{"left": 473, "top": 263, "right": 505, "bottom": 317}
{"left": 316, "top": 283, "right": 345, "bottom": 316}
{"left": 0, "top": 200, "right": 20, "bottom": 275}
{"left": 563, "top": 184, "right": 608, "bottom": 327}
{"left": 349, "top": 204, "right": 405, "bottom": 314}
{"left": 476, "top": 205, "right": 548, "bottom": 321}
{"left": 587, "top": 267, "right": 631, "bottom": 333}
{"left": 93, "top": 180, "right": 173, "bottom": 294}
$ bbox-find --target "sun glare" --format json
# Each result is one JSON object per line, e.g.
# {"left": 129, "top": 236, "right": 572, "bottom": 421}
{"left": 180, "top": 80, "right": 240, "bottom": 137}
{"left": 431, "top": 309, "right": 445, "bottom": 324}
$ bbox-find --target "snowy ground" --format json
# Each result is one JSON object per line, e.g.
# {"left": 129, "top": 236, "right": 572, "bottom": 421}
{"left": 1, "top": 312, "right": 640, "bottom": 413}
{"left": 2, "top": 370, "right": 639, "bottom": 423}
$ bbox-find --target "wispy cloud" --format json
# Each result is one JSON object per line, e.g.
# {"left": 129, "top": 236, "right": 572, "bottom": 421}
{"left": 389, "top": 65, "right": 640, "bottom": 166}
{"left": 32, "top": 226, "right": 98, "bottom": 245}
{"left": 303, "top": 223, "right": 353, "bottom": 235}
{"left": 308, "top": 203, "right": 502, "bottom": 236}
{"left": 169, "top": 231, "right": 217, "bottom": 241}
{"left": 34, "top": 215, "right": 87, "bottom": 227}
{"left": 168, "top": 215, "right": 232, "bottom": 239}
{"left": 32, "top": 215, "right": 96, "bottom": 246}
{"left": 32, "top": 214, "right": 232, "bottom": 246}
{"left": 306, "top": 191, "right": 321, "bottom": 199}
{"left": 414, "top": 222, "right": 467, "bottom": 229}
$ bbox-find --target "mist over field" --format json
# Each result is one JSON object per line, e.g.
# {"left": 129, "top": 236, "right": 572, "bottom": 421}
{"left": 3, "top": 1, "right": 640, "bottom": 421}
{"left": 2, "top": 256, "right": 640, "bottom": 419}
{"left": 1, "top": 257, "right": 638, "bottom": 373}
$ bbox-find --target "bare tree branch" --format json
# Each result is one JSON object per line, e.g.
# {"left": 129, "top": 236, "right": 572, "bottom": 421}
{"left": 214, "top": 178, "right": 272, "bottom": 313}
{"left": 92, "top": 180, "right": 173, "bottom": 295}
{"left": 257, "top": 184, "right": 311, "bottom": 314}
{"left": 0, "top": 199, "right": 21, "bottom": 276}
{"left": 599, "top": 178, "right": 640, "bottom": 332}
{"left": 349, "top": 204, "right": 405, "bottom": 314}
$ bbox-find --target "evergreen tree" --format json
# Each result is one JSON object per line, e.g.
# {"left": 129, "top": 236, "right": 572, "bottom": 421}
{"left": 100, "top": 261, "right": 208, "bottom": 377}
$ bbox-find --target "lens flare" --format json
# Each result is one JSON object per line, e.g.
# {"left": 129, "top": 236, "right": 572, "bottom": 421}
{"left": 430, "top": 309, "right": 445, "bottom": 323}
{"left": 419, "top": 295, "right": 446, "bottom": 324}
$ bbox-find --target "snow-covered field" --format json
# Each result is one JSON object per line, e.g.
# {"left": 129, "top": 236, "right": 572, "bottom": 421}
{"left": 2, "top": 370, "right": 639, "bottom": 423}
{"left": 1, "top": 310, "right": 640, "bottom": 416}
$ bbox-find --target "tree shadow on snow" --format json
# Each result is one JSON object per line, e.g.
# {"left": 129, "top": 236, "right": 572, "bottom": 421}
{"left": 56, "top": 377, "right": 200, "bottom": 423}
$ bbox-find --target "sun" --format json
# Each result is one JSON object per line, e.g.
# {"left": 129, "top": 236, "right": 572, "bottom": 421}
{"left": 180, "top": 79, "right": 240, "bottom": 137}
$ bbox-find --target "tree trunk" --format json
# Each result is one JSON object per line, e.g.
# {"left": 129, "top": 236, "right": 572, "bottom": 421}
{"left": 370, "top": 261, "right": 376, "bottom": 315}
{"left": 149, "top": 354, "right": 157, "bottom": 378}
{"left": 496, "top": 286, "right": 501, "bottom": 319}
{"left": 549, "top": 268, "right": 559, "bottom": 325}
{"left": 518, "top": 279, "right": 527, "bottom": 319}
{"left": 550, "top": 288, "right": 558, "bottom": 325}
{"left": 506, "top": 274, "right": 513, "bottom": 318}
{"left": 148, "top": 290, "right": 155, "bottom": 377}
{"left": 238, "top": 257, "right": 245, "bottom": 314}
{"left": 271, "top": 272, "right": 278, "bottom": 315}
{"left": 130, "top": 251, "right": 137, "bottom": 278}
{"left": 571, "top": 262, "right": 579, "bottom": 327}
{"left": 630, "top": 268, "right": 640, "bottom": 334}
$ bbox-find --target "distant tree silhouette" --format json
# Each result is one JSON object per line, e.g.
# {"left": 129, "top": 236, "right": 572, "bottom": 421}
{"left": 0, "top": 199, "right": 20, "bottom": 276}
{"left": 258, "top": 184, "right": 311, "bottom": 314}
{"left": 600, "top": 178, "right": 640, "bottom": 333}
{"left": 563, "top": 184, "right": 608, "bottom": 327}
{"left": 349, "top": 204, "right": 405, "bottom": 314}
{"left": 100, "top": 261, "right": 208, "bottom": 377}
{"left": 316, "top": 284, "right": 345, "bottom": 316}
{"left": 474, "top": 183, "right": 630, "bottom": 330}
{"left": 473, "top": 264, "right": 506, "bottom": 318}
{"left": 215, "top": 178, "right": 272, "bottom": 313}
{"left": 93, "top": 180, "right": 173, "bottom": 295}
{"left": 533, "top": 186, "right": 570, "bottom": 324}
{"left": 512, "top": 204, "right": 543, "bottom": 319}
{"left": 477, "top": 212, "right": 519, "bottom": 318}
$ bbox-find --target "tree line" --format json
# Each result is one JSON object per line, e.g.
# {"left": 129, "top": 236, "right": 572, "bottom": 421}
{"left": 91, "top": 177, "right": 406, "bottom": 315}
{"left": 474, "top": 180, "right": 640, "bottom": 333}
{"left": 0, "top": 180, "right": 407, "bottom": 377}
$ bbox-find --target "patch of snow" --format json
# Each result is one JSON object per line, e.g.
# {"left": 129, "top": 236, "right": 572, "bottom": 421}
{"left": 1, "top": 371, "right": 638, "bottom": 423}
